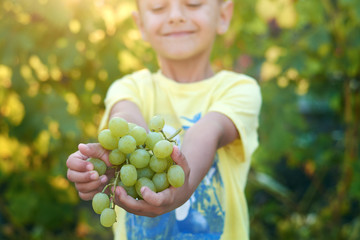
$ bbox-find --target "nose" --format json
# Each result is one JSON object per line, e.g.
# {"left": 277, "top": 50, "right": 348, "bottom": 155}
{"left": 168, "top": 3, "right": 186, "bottom": 24}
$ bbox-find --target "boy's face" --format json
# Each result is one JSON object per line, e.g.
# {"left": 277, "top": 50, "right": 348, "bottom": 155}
{"left": 134, "top": 0, "right": 233, "bottom": 61}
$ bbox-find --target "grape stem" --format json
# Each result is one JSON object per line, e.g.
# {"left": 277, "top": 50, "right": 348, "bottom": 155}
{"left": 109, "top": 168, "right": 121, "bottom": 209}
{"left": 102, "top": 183, "right": 112, "bottom": 193}
{"left": 101, "top": 167, "right": 121, "bottom": 209}
{"left": 160, "top": 128, "right": 182, "bottom": 142}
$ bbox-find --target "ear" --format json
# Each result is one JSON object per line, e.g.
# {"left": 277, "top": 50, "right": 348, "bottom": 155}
{"left": 132, "top": 11, "right": 148, "bottom": 41}
{"left": 217, "top": 0, "right": 234, "bottom": 35}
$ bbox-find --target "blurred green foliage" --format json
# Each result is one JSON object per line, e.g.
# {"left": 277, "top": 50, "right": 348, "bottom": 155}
{"left": 0, "top": 0, "right": 359, "bottom": 239}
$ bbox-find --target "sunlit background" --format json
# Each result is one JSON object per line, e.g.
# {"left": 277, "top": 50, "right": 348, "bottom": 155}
{"left": 0, "top": 0, "right": 359, "bottom": 239}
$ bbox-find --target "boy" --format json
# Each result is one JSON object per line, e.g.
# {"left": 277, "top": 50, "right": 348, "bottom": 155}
{"left": 66, "top": 0, "right": 262, "bottom": 239}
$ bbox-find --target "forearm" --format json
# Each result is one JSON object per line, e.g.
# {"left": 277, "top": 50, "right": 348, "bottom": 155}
{"left": 181, "top": 111, "right": 238, "bottom": 195}
{"left": 110, "top": 100, "right": 148, "bottom": 130}
{"left": 181, "top": 124, "right": 219, "bottom": 194}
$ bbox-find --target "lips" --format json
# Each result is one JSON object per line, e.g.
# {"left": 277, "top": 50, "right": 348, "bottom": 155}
{"left": 164, "top": 31, "right": 194, "bottom": 37}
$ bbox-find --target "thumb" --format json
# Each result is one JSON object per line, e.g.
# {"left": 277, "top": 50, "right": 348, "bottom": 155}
{"left": 78, "top": 143, "right": 111, "bottom": 166}
{"left": 170, "top": 146, "right": 189, "bottom": 173}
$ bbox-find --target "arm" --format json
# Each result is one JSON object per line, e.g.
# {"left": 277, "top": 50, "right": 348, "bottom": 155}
{"left": 114, "top": 111, "right": 238, "bottom": 217}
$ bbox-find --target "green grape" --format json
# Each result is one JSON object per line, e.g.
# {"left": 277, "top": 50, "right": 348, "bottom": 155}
{"left": 149, "top": 115, "right": 165, "bottom": 132}
{"left": 98, "top": 129, "right": 118, "bottom": 150}
{"left": 109, "top": 149, "right": 126, "bottom": 166}
{"left": 167, "top": 165, "right": 185, "bottom": 188}
{"left": 128, "top": 122, "right": 137, "bottom": 131}
{"left": 153, "top": 140, "right": 173, "bottom": 159}
{"left": 120, "top": 164, "right": 137, "bottom": 186}
{"left": 92, "top": 192, "right": 110, "bottom": 214}
{"left": 166, "top": 156, "right": 174, "bottom": 169}
{"left": 129, "top": 149, "right": 150, "bottom": 168}
{"left": 137, "top": 166, "right": 155, "bottom": 179}
{"left": 149, "top": 155, "right": 168, "bottom": 173}
{"left": 108, "top": 117, "right": 129, "bottom": 137}
{"left": 118, "top": 135, "right": 136, "bottom": 154}
{"left": 117, "top": 181, "right": 139, "bottom": 199}
{"left": 129, "top": 126, "right": 147, "bottom": 146}
{"left": 135, "top": 177, "right": 157, "bottom": 198}
{"left": 152, "top": 173, "right": 169, "bottom": 192}
{"left": 87, "top": 158, "right": 107, "bottom": 176}
{"left": 100, "top": 208, "right": 116, "bottom": 227}
{"left": 145, "top": 131, "right": 163, "bottom": 150}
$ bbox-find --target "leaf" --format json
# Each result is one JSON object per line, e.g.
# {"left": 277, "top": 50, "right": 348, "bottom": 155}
{"left": 248, "top": 171, "right": 293, "bottom": 206}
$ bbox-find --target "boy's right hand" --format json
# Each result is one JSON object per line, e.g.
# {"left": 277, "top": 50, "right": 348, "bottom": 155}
{"left": 66, "top": 143, "right": 111, "bottom": 201}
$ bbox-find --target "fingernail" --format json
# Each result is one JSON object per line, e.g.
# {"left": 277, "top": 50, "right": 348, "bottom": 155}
{"left": 85, "top": 144, "right": 90, "bottom": 151}
{"left": 100, "top": 175, "right": 107, "bottom": 183}
{"left": 86, "top": 164, "right": 93, "bottom": 171}
{"left": 90, "top": 171, "right": 99, "bottom": 180}
{"left": 80, "top": 143, "right": 90, "bottom": 151}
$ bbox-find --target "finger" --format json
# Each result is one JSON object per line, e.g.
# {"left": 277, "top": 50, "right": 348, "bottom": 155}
{"left": 141, "top": 187, "right": 172, "bottom": 207}
{"left": 78, "top": 143, "right": 111, "bottom": 166}
{"left": 79, "top": 190, "right": 99, "bottom": 201}
{"left": 66, "top": 151, "right": 94, "bottom": 172}
{"left": 171, "top": 146, "right": 189, "bottom": 172}
{"left": 67, "top": 169, "right": 99, "bottom": 183}
{"left": 114, "top": 187, "right": 154, "bottom": 216}
{"left": 75, "top": 175, "right": 108, "bottom": 193}
{"left": 114, "top": 186, "right": 136, "bottom": 208}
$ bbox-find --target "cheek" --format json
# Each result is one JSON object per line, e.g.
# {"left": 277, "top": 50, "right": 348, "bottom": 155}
{"left": 193, "top": 11, "right": 219, "bottom": 29}
{"left": 142, "top": 19, "right": 162, "bottom": 38}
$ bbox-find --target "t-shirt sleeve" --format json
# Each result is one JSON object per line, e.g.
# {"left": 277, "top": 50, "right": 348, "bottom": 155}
{"left": 209, "top": 76, "right": 262, "bottom": 162}
{"left": 99, "top": 74, "right": 143, "bottom": 131}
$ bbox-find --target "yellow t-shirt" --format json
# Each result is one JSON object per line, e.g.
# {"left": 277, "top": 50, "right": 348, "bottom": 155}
{"left": 100, "top": 69, "right": 262, "bottom": 240}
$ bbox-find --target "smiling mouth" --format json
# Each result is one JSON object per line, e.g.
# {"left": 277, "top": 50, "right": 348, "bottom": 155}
{"left": 164, "top": 31, "right": 193, "bottom": 37}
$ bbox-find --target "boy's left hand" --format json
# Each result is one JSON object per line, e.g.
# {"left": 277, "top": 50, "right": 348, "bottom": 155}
{"left": 113, "top": 146, "right": 190, "bottom": 217}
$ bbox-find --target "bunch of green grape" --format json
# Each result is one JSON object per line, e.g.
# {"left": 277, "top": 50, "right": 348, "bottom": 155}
{"left": 89, "top": 115, "right": 185, "bottom": 228}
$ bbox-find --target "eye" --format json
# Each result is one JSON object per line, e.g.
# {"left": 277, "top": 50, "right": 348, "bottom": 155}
{"left": 152, "top": 6, "right": 164, "bottom": 12}
{"left": 151, "top": 3, "right": 165, "bottom": 12}
{"left": 186, "top": 1, "right": 202, "bottom": 8}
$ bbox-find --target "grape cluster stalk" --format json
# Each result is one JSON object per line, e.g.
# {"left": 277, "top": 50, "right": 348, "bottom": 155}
{"left": 90, "top": 116, "right": 185, "bottom": 227}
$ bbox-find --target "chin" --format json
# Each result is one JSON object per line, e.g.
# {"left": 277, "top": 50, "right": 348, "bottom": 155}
{"left": 161, "top": 50, "right": 204, "bottom": 61}
{"left": 155, "top": 44, "right": 203, "bottom": 60}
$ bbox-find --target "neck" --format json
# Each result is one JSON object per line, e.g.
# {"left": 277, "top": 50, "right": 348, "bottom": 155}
{"left": 157, "top": 56, "right": 215, "bottom": 83}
